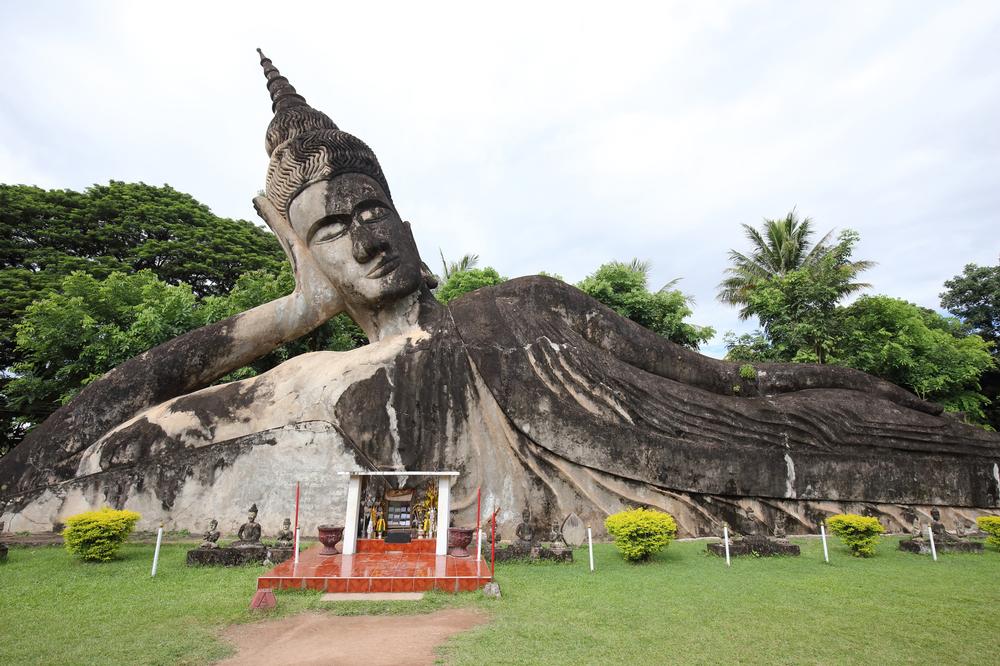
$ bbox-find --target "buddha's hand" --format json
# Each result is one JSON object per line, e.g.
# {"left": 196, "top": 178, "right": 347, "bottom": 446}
{"left": 253, "top": 195, "right": 343, "bottom": 317}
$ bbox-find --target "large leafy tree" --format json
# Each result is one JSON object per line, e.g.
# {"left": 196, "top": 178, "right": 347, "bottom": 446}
{"left": 940, "top": 259, "right": 1000, "bottom": 428}
{"left": 577, "top": 260, "right": 714, "bottom": 349}
{"left": 0, "top": 182, "right": 285, "bottom": 370}
{"left": 940, "top": 260, "right": 1000, "bottom": 349}
{"left": 833, "top": 296, "right": 994, "bottom": 423}
{"left": 0, "top": 180, "right": 345, "bottom": 456}
{"left": 717, "top": 210, "right": 873, "bottom": 319}
{"left": 731, "top": 231, "right": 867, "bottom": 363}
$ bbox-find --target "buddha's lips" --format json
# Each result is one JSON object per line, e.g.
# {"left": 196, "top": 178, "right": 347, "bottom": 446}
{"left": 367, "top": 255, "right": 400, "bottom": 278}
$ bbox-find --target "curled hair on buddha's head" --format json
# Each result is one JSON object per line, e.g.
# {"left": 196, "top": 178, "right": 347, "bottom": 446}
{"left": 257, "top": 49, "right": 392, "bottom": 215}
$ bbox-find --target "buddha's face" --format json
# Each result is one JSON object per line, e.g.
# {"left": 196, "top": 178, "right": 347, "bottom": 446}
{"left": 248, "top": 512, "right": 257, "bottom": 523}
{"left": 283, "top": 519, "right": 291, "bottom": 529}
{"left": 288, "top": 174, "right": 422, "bottom": 311}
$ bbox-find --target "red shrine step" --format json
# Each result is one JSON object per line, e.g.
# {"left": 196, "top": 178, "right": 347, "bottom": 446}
{"left": 356, "top": 537, "right": 437, "bottom": 554}
{"left": 257, "top": 543, "right": 491, "bottom": 594}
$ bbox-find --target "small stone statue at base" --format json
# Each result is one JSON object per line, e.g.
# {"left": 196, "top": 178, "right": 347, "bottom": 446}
{"left": 274, "top": 518, "right": 294, "bottom": 548}
{"left": 199, "top": 519, "right": 221, "bottom": 549}
{"left": 773, "top": 514, "right": 787, "bottom": 539}
{"left": 232, "top": 504, "right": 263, "bottom": 549}
{"left": 515, "top": 509, "right": 534, "bottom": 545}
{"left": 899, "top": 508, "right": 983, "bottom": 554}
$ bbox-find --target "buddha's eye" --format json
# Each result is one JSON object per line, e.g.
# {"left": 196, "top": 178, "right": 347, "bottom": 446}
{"left": 355, "top": 204, "right": 391, "bottom": 224}
{"left": 312, "top": 219, "right": 349, "bottom": 244}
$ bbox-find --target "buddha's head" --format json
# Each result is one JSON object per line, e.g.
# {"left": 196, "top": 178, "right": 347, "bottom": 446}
{"left": 208, "top": 519, "right": 217, "bottom": 530}
{"left": 247, "top": 503, "right": 258, "bottom": 523}
{"left": 282, "top": 517, "right": 291, "bottom": 529}
{"left": 256, "top": 50, "right": 427, "bottom": 314}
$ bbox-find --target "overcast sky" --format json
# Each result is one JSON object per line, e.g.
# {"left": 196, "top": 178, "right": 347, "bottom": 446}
{"left": 2, "top": 1, "right": 998, "bottom": 356}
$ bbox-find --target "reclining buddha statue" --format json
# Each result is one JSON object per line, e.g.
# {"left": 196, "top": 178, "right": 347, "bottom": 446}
{"left": 1, "top": 51, "right": 997, "bottom": 536}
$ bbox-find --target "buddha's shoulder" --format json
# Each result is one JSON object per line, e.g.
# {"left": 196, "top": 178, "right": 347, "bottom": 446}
{"left": 448, "top": 275, "right": 592, "bottom": 316}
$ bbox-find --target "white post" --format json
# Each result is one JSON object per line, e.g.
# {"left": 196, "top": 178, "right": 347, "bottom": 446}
{"left": 436, "top": 476, "right": 451, "bottom": 556}
{"left": 820, "top": 523, "right": 830, "bottom": 563}
{"left": 343, "top": 474, "right": 362, "bottom": 555}
{"left": 150, "top": 525, "right": 164, "bottom": 577}
{"left": 587, "top": 527, "right": 594, "bottom": 572}
{"left": 723, "top": 525, "right": 731, "bottom": 567}
{"left": 294, "top": 527, "right": 301, "bottom": 565}
{"left": 927, "top": 525, "right": 937, "bottom": 561}
{"left": 476, "top": 528, "right": 483, "bottom": 562}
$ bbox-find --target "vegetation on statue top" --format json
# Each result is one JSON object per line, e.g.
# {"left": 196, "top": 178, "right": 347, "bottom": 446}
{"left": 435, "top": 266, "right": 507, "bottom": 303}
{"left": 62, "top": 507, "right": 141, "bottom": 562}
{"left": 717, "top": 210, "right": 873, "bottom": 320}
{"left": 826, "top": 514, "right": 885, "bottom": 558}
{"left": 833, "top": 296, "right": 994, "bottom": 421}
{"left": 719, "top": 216, "right": 995, "bottom": 427}
{"left": 577, "top": 260, "right": 714, "bottom": 349}
{"left": 975, "top": 516, "right": 1000, "bottom": 550}
{"left": 604, "top": 507, "right": 678, "bottom": 562}
{"left": 725, "top": 295, "right": 995, "bottom": 426}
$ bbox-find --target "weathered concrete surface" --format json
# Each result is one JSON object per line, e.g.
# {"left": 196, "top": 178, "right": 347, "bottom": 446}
{"left": 3, "top": 279, "right": 998, "bottom": 538}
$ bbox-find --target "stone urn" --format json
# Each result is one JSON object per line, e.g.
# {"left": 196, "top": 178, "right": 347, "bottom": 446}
{"left": 448, "top": 527, "right": 474, "bottom": 557}
{"left": 317, "top": 525, "right": 344, "bottom": 556}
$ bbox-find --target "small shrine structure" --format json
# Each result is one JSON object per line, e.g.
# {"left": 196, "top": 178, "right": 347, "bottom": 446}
{"left": 338, "top": 470, "right": 458, "bottom": 555}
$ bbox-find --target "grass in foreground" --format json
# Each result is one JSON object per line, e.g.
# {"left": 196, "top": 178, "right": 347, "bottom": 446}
{"left": 0, "top": 537, "right": 997, "bottom": 665}
{"left": 0, "top": 543, "right": 467, "bottom": 665}
{"left": 449, "top": 536, "right": 1000, "bottom": 665}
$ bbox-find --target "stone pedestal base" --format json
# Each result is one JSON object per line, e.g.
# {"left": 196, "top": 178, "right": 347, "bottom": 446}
{"left": 707, "top": 536, "right": 800, "bottom": 557}
{"left": 186, "top": 546, "right": 267, "bottom": 566}
{"left": 490, "top": 542, "right": 574, "bottom": 563}
{"left": 266, "top": 547, "right": 294, "bottom": 564}
{"left": 899, "top": 538, "right": 983, "bottom": 554}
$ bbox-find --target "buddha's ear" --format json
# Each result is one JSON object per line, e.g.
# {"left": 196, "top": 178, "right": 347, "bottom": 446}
{"left": 402, "top": 220, "right": 439, "bottom": 289}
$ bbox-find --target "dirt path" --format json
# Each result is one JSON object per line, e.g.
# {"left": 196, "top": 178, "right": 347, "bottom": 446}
{"left": 217, "top": 608, "right": 489, "bottom": 666}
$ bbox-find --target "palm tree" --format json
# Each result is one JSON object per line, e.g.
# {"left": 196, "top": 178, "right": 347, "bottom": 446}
{"left": 717, "top": 210, "right": 872, "bottom": 319}
{"left": 439, "top": 250, "right": 480, "bottom": 280}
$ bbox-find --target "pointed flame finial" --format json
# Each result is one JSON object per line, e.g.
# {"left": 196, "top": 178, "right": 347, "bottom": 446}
{"left": 257, "top": 48, "right": 308, "bottom": 112}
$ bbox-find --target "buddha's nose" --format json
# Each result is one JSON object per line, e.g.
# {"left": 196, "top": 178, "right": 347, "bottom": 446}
{"left": 351, "top": 221, "right": 392, "bottom": 263}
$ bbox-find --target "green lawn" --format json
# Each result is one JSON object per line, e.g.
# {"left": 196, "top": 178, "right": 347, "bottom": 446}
{"left": 1, "top": 537, "right": 997, "bottom": 665}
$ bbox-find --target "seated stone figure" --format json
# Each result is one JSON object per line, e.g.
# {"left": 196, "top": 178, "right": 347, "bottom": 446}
{"left": 1, "top": 51, "right": 998, "bottom": 538}
{"left": 233, "top": 505, "right": 262, "bottom": 549}
{"left": 200, "top": 519, "right": 221, "bottom": 549}
{"left": 273, "top": 518, "right": 294, "bottom": 548}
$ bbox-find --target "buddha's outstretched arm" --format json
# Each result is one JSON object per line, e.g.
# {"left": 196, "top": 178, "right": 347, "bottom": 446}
{"left": 526, "top": 277, "right": 942, "bottom": 416}
{"left": 0, "top": 198, "right": 342, "bottom": 490}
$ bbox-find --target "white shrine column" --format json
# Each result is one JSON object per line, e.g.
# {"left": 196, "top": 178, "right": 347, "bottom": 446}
{"left": 343, "top": 474, "right": 362, "bottom": 555}
{"left": 435, "top": 475, "right": 451, "bottom": 556}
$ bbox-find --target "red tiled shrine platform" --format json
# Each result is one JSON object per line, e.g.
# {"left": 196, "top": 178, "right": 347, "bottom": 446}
{"left": 258, "top": 538, "right": 492, "bottom": 594}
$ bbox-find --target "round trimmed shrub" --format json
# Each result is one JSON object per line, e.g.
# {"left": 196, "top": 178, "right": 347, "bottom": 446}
{"left": 976, "top": 516, "right": 1000, "bottom": 550}
{"left": 826, "top": 514, "right": 884, "bottom": 557}
{"left": 63, "top": 508, "right": 141, "bottom": 562}
{"left": 605, "top": 508, "right": 677, "bottom": 562}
